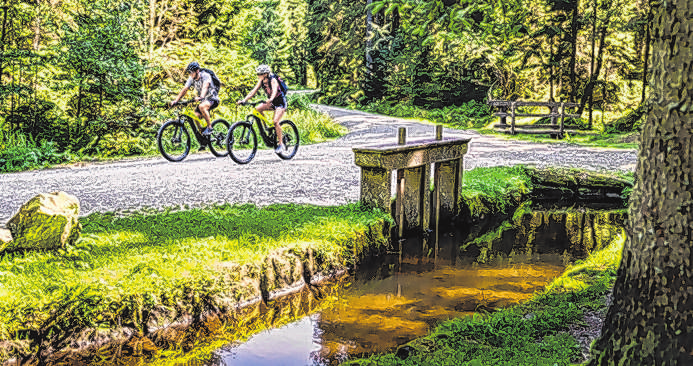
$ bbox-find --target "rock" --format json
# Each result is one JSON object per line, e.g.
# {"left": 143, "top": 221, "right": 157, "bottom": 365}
{"left": 0, "top": 228, "right": 12, "bottom": 251}
{"left": 5, "top": 192, "right": 81, "bottom": 252}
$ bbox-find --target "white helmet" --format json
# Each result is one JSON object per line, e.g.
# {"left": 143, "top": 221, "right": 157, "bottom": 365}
{"left": 256, "top": 64, "right": 271, "bottom": 75}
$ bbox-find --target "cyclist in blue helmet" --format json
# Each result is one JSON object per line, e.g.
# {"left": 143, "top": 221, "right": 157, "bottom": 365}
{"left": 170, "top": 61, "right": 220, "bottom": 141}
{"left": 238, "top": 64, "right": 288, "bottom": 153}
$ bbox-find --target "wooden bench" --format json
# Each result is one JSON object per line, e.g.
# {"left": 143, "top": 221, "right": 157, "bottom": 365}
{"left": 488, "top": 100, "right": 582, "bottom": 138}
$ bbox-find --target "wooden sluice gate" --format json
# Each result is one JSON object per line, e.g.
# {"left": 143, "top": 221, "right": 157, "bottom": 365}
{"left": 353, "top": 126, "right": 471, "bottom": 239}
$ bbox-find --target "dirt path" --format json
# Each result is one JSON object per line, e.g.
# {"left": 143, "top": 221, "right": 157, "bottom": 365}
{"left": 0, "top": 106, "right": 637, "bottom": 223}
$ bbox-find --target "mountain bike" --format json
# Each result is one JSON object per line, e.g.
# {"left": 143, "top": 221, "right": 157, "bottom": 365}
{"left": 156, "top": 100, "right": 230, "bottom": 162}
{"left": 225, "top": 101, "right": 299, "bottom": 164}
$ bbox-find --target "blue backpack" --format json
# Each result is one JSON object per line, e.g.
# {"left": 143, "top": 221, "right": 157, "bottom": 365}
{"left": 271, "top": 74, "right": 288, "bottom": 95}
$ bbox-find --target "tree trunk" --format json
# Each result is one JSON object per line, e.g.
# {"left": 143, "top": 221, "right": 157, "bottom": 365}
{"left": 587, "top": 0, "right": 597, "bottom": 127}
{"left": 587, "top": 0, "right": 693, "bottom": 364}
{"left": 578, "top": 24, "right": 607, "bottom": 115}
{"left": 640, "top": 5, "right": 651, "bottom": 105}
{"left": 365, "top": 0, "right": 373, "bottom": 74}
{"left": 568, "top": 0, "right": 580, "bottom": 102}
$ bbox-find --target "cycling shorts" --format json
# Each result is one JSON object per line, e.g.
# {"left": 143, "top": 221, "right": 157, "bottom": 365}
{"left": 270, "top": 96, "right": 287, "bottom": 110}
{"left": 195, "top": 96, "right": 220, "bottom": 114}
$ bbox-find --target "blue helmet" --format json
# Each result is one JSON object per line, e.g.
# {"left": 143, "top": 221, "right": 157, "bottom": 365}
{"left": 185, "top": 61, "right": 201, "bottom": 73}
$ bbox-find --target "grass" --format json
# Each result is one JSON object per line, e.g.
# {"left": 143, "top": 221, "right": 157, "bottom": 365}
{"left": 342, "top": 233, "right": 624, "bottom": 366}
{"left": 478, "top": 127, "right": 639, "bottom": 150}
{"left": 0, "top": 203, "right": 390, "bottom": 361}
{"left": 358, "top": 100, "right": 639, "bottom": 150}
{"left": 461, "top": 166, "right": 534, "bottom": 219}
{"left": 0, "top": 130, "right": 73, "bottom": 172}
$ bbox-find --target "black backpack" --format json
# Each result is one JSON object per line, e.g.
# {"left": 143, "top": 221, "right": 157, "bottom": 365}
{"left": 200, "top": 68, "right": 222, "bottom": 92}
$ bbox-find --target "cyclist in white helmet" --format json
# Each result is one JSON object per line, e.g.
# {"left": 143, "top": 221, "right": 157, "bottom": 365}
{"left": 238, "top": 64, "right": 288, "bottom": 153}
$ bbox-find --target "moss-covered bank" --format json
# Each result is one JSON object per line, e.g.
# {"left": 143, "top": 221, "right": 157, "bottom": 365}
{"left": 0, "top": 203, "right": 391, "bottom": 365}
{"left": 339, "top": 166, "right": 632, "bottom": 365}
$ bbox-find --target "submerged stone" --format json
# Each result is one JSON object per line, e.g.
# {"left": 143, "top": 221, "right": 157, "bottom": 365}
{"left": 5, "top": 191, "right": 82, "bottom": 252}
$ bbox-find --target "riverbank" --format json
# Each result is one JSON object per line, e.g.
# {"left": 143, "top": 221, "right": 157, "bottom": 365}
{"left": 0, "top": 166, "right": 632, "bottom": 365}
{"left": 338, "top": 166, "right": 631, "bottom": 366}
{"left": 342, "top": 234, "right": 622, "bottom": 365}
{"left": 0, "top": 203, "right": 391, "bottom": 364}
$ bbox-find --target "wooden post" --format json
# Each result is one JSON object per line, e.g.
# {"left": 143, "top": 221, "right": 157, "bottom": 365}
{"left": 550, "top": 105, "right": 558, "bottom": 126}
{"left": 398, "top": 127, "right": 406, "bottom": 145}
{"left": 510, "top": 101, "right": 516, "bottom": 135}
{"left": 435, "top": 125, "right": 443, "bottom": 140}
{"left": 560, "top": 102, "right": 566, "bottom": 137}
{"left": 397, "top": 170, "right": 405, "bottom": 238}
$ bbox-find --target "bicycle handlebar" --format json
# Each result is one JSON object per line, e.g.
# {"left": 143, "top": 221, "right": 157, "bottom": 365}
{"left": 170, "top": 99, "right": 195, "bottom": 107}
{"left": 236, "top": 100, "right": 264, "bottom": 107}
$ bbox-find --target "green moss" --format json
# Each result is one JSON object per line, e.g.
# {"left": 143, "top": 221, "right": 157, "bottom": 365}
{"left": 460, "top": 166, "right": 534, "bottom": 220}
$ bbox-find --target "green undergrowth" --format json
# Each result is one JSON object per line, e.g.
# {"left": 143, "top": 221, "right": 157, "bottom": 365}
{"left": 0, "top": 93, "right": 346, "bottom": 173}
{"left": 357, "top": 99, "right": 639, "bottom": 150}
{"left": 481, "top": 129, "right": 639, "bottom": 150}
{"left": 0, "top": 203, "right": 390, "bottom": 360}
{"left": 360, "top": 100, "right": 494, "bottom": 129}
{"left": 461, "top": 166, "right": 534, "bottom": 220}
{"left": 342, "top": 234, "right": 624, "bottom": 366}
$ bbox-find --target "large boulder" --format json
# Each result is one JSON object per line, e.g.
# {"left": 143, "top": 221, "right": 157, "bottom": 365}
{"left": 5, "top": 192, "right": 82, "bottom": 252}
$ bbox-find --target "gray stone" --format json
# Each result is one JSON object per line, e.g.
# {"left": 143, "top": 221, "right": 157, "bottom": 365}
{"left": 5, "top": 191, "right": 82, "bottom": 252}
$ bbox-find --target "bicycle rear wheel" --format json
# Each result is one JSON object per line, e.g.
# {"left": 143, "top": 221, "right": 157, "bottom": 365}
{"left": 157, "top": 120, "right": 190, "bottom": 162}
{"left": 208, "top": 119, "right": 230, "bottom": 157}
{"left": 277, "top": 120, "right": 299, "bottom": 160}
{"left": 226, "top": 121, "right": 258, "bottom": 164}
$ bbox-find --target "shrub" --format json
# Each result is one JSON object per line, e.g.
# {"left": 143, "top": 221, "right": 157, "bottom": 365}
{"left": 0, "top": 131, "right": 72, "bottom": 172}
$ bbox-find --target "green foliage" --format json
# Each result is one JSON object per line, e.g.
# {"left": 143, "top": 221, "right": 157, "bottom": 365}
{"left": 287, "top": 94, "right": 348, "bottom": 143}
{"left": 604, "top": 103, "right": 647, "bottom": 133}
{"left": 0, "top": 131, "right": 73, "bottom": 172}
{"left": 363, "top": 100, "right": 494, "bottom": 129}
{"left": 461, "top": 166, "right": 534, "bottom": 219}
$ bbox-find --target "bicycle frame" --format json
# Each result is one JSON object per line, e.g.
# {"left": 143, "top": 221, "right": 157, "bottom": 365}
{"left": 246, "top": 106, "right": 278, "bottom": 148}
{"left": 172, "top": 101, "right": 213, "bottom": 144}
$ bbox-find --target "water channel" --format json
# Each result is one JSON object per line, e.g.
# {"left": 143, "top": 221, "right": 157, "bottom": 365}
{"left": 204, "top": 229, "right": 572, "bottom": 366}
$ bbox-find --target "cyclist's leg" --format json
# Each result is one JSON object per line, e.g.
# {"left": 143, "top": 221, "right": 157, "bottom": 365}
{"left": 255, "top": 101, "right": 273, "bottom": 119}
{"left": 197, "top": 100, "right": 214, "bottom": 133}
{"left": 272, "top": 96, "right": 288, "bottom": 148}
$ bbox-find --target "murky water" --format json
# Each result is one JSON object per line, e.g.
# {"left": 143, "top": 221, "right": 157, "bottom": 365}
{"left": 207, "top": 232, "right": 568, "bottom": 366}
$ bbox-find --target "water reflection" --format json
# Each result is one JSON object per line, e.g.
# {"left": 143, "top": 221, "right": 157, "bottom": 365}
{"left": 211, "top": 316, "right": 323, "bottom": 366}
{"left": 210, "top": 232, "right": 566, "bottom": 366}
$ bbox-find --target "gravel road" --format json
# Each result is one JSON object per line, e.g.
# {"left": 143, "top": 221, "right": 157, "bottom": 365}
{"left": 0, "top": 105, "right": 638, "bottom": 224}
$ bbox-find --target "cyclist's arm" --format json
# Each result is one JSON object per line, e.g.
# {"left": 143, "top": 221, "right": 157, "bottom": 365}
{"left": 240, "top": 80, "right": 262, "bottom": 103}
{"left": 268, "top": 78, "right": 279, "bottom": 102}
{"left": 171, "top": 85, "right": 191, "bottom": 105}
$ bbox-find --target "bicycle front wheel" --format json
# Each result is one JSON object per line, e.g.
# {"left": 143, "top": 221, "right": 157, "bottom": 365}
{"left": 277, "top": 120, "right": 300, "bottom": 160}
{"left": 208, "top": 119, "right": 230, "bottom": 157}
{"left": 157, "top": 120, "right": 191, "bottom": 162}
{"left": 226, "top": 121, "right": 258, "bottom": 164}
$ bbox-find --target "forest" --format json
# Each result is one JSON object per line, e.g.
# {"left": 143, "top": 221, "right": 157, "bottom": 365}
{"left": 1, "top": 0, "right": 649, "bottom": 170}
